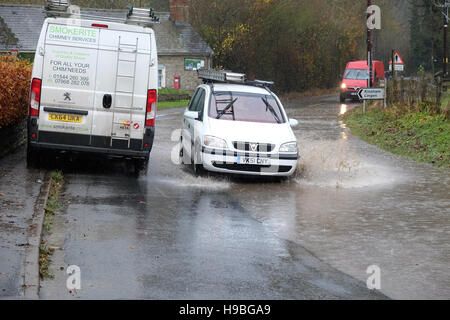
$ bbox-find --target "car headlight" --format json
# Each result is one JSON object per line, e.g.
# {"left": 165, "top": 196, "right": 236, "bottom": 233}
{"left": 279, "top": 142, "right": 298, "bottom": 153}
{"left": 341, "top": 83, "right": 347, "bottom": 89}
{"left": 203, "top": 136, "right": 228, "bottom": 149}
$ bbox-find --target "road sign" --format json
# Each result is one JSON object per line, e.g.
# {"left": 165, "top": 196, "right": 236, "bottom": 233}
{"left": 389, "top": 50, "right": 405, "bottom": 71}
{"left": 357, "top": 88, "right": 385, "bottom": 100}
{"left": 389, "top": 64, "right": 404, "bottom": 71}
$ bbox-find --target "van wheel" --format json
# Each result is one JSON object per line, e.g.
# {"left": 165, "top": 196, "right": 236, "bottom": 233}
{"left": 134, "top": 158, "right": 149, "bottom": 176}
{"left": 26, "top": 145, "right": 40, "bottom": 168}
{"left": 339, "top": 95, "right": 346, "bottom": 103}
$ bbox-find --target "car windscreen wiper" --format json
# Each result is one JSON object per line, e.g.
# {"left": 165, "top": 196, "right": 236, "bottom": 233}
{"left": 216, "top": 97, "right": 238, "bottom": 119}
{"left": 261, "top": 97, "right": 281, "bottom": 123}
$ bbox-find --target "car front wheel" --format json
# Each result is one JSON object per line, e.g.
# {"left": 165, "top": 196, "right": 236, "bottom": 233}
{"left": 192, "top": 143, "right": 204, "bottom": 175}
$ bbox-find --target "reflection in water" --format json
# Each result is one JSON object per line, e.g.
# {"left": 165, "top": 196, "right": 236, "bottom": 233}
{"left": 340, "top": 104, "right": 348, "bottom": 115}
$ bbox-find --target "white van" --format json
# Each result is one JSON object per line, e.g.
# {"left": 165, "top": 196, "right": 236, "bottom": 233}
{"left": 27, "top": 14, "right": 158, "bottom": 173}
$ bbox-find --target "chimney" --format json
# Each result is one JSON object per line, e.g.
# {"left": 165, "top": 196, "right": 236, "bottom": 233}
{"left": 169, "top": 0, "right": 189, "bottom": 22}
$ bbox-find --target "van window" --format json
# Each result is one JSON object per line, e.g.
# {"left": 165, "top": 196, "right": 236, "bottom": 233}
{"left": 344, "top": 69, "right": 369, "bottom": 80}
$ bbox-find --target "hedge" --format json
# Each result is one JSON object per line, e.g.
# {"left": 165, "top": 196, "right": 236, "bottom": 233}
{"left": 0, "top": 55, "right": 32, "bottom": 128}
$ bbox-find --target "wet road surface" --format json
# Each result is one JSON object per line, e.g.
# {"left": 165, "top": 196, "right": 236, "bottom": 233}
{"left": 0, "top": 150, "right": 44, "bottom": 298}
{"left": 6, "top": 94, "right": 448, "bottom": 299}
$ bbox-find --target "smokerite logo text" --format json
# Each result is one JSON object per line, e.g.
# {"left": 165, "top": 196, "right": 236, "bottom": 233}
{"left": 48, "top": 26, "right": 98, "bottom": 44}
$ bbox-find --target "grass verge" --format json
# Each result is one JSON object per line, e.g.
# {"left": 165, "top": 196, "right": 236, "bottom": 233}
{"left": 158, "top": 88, "right": 191, "bottom": 95}
{"left": 343, "top": 105, "right": 449, "bottom": 168}
{"left": 158, "top": 100, "right": 189, "bottom": 110}
{"left": 39, "top": 170, "right": 64, "bottom": 280}
{"left": 39, "top": 246, "right": 54, "bottom": 279}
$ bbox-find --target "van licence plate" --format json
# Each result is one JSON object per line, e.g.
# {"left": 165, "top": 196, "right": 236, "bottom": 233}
{"left": 237, "top": 156, "right": 269, "bottom": 165}
{"left": 49, "top": 113, "right": 82, "bottom": 123}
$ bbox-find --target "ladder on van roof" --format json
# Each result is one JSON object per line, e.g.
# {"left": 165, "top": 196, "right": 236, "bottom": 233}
{"left": 110, "top": 36, "right": 139, "bottom": 148}
{"left": 44, "top": 1, "right": 161, "bottom": 26}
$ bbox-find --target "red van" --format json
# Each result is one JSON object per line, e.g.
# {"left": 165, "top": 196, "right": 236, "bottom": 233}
{"left": 340, "top": 60, "right": 385, "bottom": 102}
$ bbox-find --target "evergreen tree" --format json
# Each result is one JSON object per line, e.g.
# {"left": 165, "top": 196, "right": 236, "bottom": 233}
{"left": 410, "top": 0, "right": 443, "bottom": 72}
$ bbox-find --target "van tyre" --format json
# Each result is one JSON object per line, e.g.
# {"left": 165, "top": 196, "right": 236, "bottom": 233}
{"left": 339, "top": 94, "right": 346, "bottom": 103}
{"left": 134, "top": 158, "right": 149, "bottom": 176}
{"left": 26, "top": 145, "right": 40, "bottom": 168}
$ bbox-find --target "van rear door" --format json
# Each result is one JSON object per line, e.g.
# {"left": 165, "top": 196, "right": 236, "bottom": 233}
{"left": 92, "top": 29, "right": 151, "bottom": 150}
{"left": 40, "top": 24, "right": 99, "bottom": 143}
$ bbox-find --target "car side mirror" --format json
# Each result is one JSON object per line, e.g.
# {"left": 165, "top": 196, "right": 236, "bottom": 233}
{"left": 185, "top": 111, "right": 200, "bottom": 121}
{"left": 289, "top": 118, "right": 299, "bottom": 127}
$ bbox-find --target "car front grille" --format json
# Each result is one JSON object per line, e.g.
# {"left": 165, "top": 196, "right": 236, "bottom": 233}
{"left": 212, "top": 162, "right": 292, "bottom": 173}
{"left": 232, "top": 141, "right": 275, "bottom": 153}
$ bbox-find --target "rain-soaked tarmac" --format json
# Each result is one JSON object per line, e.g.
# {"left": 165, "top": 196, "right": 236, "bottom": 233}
{"left": 1, "top": 95, "right": 449, "bottom": 299}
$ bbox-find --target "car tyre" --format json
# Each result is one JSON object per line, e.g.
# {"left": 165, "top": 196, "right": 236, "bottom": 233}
{"left": 179, "top": 136, "right": 186, "bottom": 165}
{"left": 339, "top": 94, "right": 346, "bottom": 103}
{"left": 192, "top": 143, "right": 204, "bottom": 175}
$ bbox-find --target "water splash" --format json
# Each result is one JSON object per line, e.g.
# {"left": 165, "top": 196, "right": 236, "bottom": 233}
{"left": 293, "top": 138, "right": 400, "bottom": 188}
{"left": 155, "top": 171, "right": 231, "bottom": 190}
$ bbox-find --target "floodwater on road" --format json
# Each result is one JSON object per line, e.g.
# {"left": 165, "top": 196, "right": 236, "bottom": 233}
{"left": 35, "top": 95, "right": 449, "bottom": 300}
{"left": 236, "top": 96, "right": 450, "bottom": 299}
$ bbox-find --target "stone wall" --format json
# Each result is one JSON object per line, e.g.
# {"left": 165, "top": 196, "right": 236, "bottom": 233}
{"left": 159, "top": 55, "right": 211, "bottom": 91}
{"left": 0, "top": 121, "right": 26, "bottom": 159}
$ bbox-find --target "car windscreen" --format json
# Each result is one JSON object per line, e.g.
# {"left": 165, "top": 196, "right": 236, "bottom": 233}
{"left": 344, "top": 69, "right": 369, "bottom": 80}
{"left": 209, "top": 91, "right": 285, "bottom": 124}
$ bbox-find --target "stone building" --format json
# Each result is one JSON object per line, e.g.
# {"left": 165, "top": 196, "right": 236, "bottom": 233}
{"left": 0, "top": 1, "right": 214, "bottom": 91}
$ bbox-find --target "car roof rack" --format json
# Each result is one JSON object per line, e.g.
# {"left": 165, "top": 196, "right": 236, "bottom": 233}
{"left": 198, "top": 70, "right": 274, "bottom": 88}
{"left": 44, "top": 1, "right": 160, "bottom": 26}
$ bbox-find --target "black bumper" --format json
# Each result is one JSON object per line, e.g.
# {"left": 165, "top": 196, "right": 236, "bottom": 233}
{"left": 28, "top": 118, "right": 154, "bottom": 159}
{"left": 341, "top": 90, "right": 360, "bottom": 100}
{"left": 29, "top": 141, "right": 151, "bottom": 158}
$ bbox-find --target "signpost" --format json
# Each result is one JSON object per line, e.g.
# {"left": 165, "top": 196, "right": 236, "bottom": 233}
{"left": 365, "top": 1, "right": 382, "bottom": 113}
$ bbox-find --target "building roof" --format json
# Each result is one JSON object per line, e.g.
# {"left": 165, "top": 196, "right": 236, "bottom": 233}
{"left": 0, "top": 4, "right": 214, "bottom": 56}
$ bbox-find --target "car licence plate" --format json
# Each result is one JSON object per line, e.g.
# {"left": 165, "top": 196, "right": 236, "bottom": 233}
{"left": 49, "top": 113, "right": 82, "bottom": 123}
{"left": 237, "top": 156, "right": 269, "bottom": 165}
